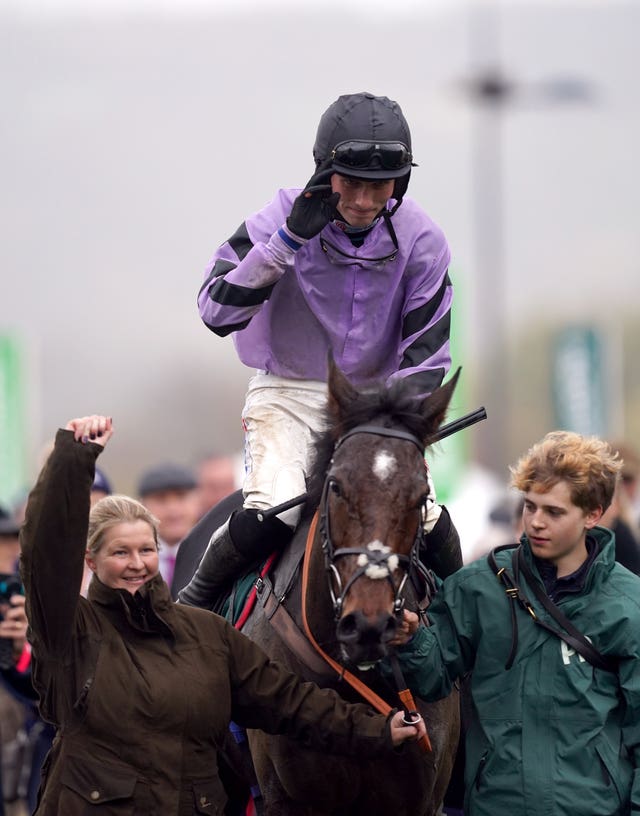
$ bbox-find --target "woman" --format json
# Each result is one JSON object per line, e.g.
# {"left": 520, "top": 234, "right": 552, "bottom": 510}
{"left": 20, "top": 415, "right": 423, "bottom": 815}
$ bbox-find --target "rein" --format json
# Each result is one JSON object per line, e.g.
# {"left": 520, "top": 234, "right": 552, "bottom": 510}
{"left": 302, "top": 513, "right": 432, "bottom": 753}
{"left": 333, "top": 424, "right": 426, "bottom": 454}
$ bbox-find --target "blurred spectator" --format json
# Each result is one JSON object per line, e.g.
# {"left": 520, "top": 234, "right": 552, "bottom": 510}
{"left": 0, "top": 590, "right": 41, "bottom": 816}
{"left": 463, "top": 489, "right": 525, "bottom": 564}
{"left": 137, "top": 463, "right": 200, "bottom": 595}
{"left": 170, "top": 490, "right": 242, "bottom": 600}
{"left": 0, "top": 508, "right": 28, "bottom": 816}
{"left": 1, "top": 467, "right": 116, "bottom": 814}
{"left": 0, "top": 679, "right": 29, "bottom": 816}
{"left": 599, "top": 442, "right": 640, "bottom": 575}
{"left": 195, "top": 452, "right": 242, "bottom": 518}
{"left": 611, "top": 441, "right": 640, "bottom": 523}
{"left": 80, "top": 468, "right": 116, "bottom": 596}
{"left": 445, "top": 463, "right": 507, "bottom": 563}
{"left": 91, "top": 467, "right": 113, "bottom": 503}
{"left": 0, "top": 510, "right": 20, "bottom": 576}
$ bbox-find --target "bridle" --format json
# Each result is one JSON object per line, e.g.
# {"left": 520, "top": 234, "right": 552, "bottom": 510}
{"left": 318, "top": 423, "right": 429, "bottom": 621}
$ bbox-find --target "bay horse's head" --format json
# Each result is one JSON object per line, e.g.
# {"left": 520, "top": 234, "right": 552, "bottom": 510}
{"left": 311, "top": 359, "right": 459, "bottom": 670}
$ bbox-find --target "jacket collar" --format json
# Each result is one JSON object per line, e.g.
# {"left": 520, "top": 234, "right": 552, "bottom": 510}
{"left": 520, "top": 525, "right": 617, "bottom": 594}
{"left": 88, "top": 573, "right": 176, "bottom": 638}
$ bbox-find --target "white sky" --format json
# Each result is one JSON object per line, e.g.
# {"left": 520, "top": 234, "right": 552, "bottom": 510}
{"left": 3, "top": 0, "right": 611, "bottom": 10}
{"left": 1, "top": 0, "right": 637, "bottom": 502}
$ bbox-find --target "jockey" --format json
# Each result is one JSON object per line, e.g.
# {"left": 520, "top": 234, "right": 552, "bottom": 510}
{"left": 180, "top": 91, "right": 461, "bottom": 611}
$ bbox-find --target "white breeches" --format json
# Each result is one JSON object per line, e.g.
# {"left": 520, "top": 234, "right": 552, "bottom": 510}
{"left": 241, "top": 373, "right": 328, "bottom": 528}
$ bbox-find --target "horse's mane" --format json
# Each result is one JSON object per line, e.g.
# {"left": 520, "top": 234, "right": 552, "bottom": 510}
{"left": 304, "top": 377, "right": 433, "bottom": 514}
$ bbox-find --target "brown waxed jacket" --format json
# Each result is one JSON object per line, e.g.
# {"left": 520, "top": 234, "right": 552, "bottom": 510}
{"left": 20, "top": 430, "right": 394, "bottom": 815}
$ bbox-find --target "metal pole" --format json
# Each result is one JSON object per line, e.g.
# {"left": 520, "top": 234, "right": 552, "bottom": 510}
{"left": 468, "top": 2, "right": 510, "bottom": 474}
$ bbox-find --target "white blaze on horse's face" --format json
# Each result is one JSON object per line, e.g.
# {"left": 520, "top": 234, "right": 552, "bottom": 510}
{"left": 372, "top": 450, "right": 397, "bottom": 482}
{"left": 356, "top": 540, "right": 400, "bottom": 579}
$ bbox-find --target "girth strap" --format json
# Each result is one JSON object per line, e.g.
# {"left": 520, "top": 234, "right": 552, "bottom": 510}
{"left": 255, "top": 572, "right": 334, "bottom": 677}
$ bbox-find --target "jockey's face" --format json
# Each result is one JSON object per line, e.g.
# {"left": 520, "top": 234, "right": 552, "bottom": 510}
{"left": 331, "top": 174, "right": 395, "bottom": 228}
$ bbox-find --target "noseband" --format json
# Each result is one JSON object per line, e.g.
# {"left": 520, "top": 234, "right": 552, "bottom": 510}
{"left": 319, "top": 423, "right": 428, "bottom": 621}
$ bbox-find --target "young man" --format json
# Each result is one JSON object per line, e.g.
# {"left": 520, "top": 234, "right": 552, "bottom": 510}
{"left": 181, "top": 92, "right": 460, "bottom": 609}
{"left": 391, "top": 431, "right": 640, "bottom": 816}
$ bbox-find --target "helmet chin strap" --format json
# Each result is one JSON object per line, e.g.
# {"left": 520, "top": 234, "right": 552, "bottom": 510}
{"left": 332, "top": 205, "right": 400, "bottom": 251}
{"left": 382, "top": 209, "right": 399, "bottom": 250}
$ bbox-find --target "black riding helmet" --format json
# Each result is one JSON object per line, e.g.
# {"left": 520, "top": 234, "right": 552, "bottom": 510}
{"left": 312, "top": 92, "right": 415, "bottom": 215}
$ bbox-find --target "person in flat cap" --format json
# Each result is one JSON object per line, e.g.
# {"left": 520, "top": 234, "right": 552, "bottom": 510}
{"left": 91, "top": 467, "right": 113, "bottom": 502}
{"left": 137, "top": 463, "right": 200, "bottom": 595}
{"left": 182, "top": 91, "right": 460, "bottom": 615}
{"left": 0, "top": 504, "right": 23, "bottom": 669}
{"left": 0, "top": 505, "right": 20, "bottom": 573}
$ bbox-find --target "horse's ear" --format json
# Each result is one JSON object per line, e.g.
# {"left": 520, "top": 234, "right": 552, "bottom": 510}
{"left": 326, "top": 353, "right": 359, "bottom": 426}
{"left": 420, "top": 367, "right": 461, "bottom": 443}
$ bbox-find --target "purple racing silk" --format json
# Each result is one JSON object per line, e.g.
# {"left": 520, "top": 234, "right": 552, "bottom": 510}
{"left": 198, "top": 188, "right": 452, "bottom": 394}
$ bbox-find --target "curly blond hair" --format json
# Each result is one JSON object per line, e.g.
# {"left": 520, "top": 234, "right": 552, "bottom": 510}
{"left": 87, "top": 495, "right": 159, "bottom": 555}
{"left": 510, "top": 431, "right": 621, "bottom": 513}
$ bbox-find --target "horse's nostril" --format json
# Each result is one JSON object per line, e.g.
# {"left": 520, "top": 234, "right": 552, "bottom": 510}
{"left": 336, "top": 613, "right": 359, "bottom": 643}
{"left": 337, "top": 611, "right": 399, "bottom": 648}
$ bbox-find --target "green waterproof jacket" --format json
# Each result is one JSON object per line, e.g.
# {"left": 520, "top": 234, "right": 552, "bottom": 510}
{"left": 396, "top": 529, "right": 640, "bottom": 816}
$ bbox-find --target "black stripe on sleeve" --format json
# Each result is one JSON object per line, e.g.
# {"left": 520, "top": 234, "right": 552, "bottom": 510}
{"left": 209, "top": 277, "right": 276, "bottom": 308}
{"left": 198, "top": 258, "right": 238, "bottom": 301}
{"left": 401, "top": 272, "right": 451, "bottom": 341}
{"left": 202, "top": 317, "right": 252, "bottom": 338}
{"left": 399, "top": 311, "right": 451, "bottom": 371}
{"left": 202, "top": 318, "right": 251, "bottom": 337}
{"left": 228, "top": 223, "right": 254, "bottom": 261}
{"left": 212, "top": 259, "right": 237, "bottom": 278}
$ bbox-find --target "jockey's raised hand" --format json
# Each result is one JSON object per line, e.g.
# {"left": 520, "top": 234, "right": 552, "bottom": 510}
{"left": 282, "top": 159, "right": 341, "bottom": 244}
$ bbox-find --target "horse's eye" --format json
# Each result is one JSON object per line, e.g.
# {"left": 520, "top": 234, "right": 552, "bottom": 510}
{"left": 329, "top": 480, "right": 342, "bottom": 497}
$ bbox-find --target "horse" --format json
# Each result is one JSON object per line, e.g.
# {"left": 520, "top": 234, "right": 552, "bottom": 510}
{"left": 180, "top": 360, "right": 461, "bottom": 815}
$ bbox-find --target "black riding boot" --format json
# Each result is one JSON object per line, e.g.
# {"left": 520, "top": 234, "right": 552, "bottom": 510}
{"left": 419, "top": 506, "right": 463, "bottom": 579}
{"left": 178, "top": 508, "right": 293, "bottom": 611}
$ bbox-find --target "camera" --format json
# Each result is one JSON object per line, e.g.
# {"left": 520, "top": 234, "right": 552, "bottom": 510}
{"left": 0, "top": 574, "right": 23, "bottom": 606}
{"left": 0, "top": 573, "right": 24, "bottom": 670}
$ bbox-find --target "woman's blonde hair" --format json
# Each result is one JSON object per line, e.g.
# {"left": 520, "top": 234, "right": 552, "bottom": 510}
{"left": 87, "top": 495, "right": 159, "bottom": 555}
{"left": 510, "top": 431, "right": 622, "bottom": 514}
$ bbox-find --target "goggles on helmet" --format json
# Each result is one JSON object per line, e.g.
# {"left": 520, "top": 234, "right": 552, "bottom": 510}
{"left": 331, "top": 140, "right": 413, "bottom": 173}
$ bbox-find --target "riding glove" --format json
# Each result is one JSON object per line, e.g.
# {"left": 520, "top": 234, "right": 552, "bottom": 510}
{"left": 423, "top": 463, "right": 442, "bottom": 534}
{"left": 283, "top": 160, "right": 340, "bottom": 243}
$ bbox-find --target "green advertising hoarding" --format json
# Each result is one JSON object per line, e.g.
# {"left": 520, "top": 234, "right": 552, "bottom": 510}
{"left": 0, "top": 335, "right": 27, "bottom": 509}
{"left": 552, "top": 326, "right": 606, "bottom": 436}
{"left": 428, "top": 272, "right": 469, "bottom": 504}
